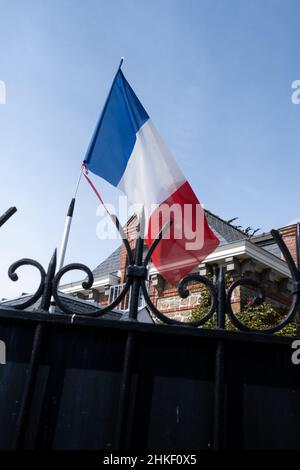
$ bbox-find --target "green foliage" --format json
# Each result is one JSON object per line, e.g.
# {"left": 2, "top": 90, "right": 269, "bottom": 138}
{"left": 189, "top": 288, "right": 298, "bottom": 336}
{"left": 190, "top": 286, "right": 217, "bottom": 329}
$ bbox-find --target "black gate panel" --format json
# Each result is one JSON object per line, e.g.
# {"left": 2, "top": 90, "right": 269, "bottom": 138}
{"left": 0, "top": 310, "right": 299, "bottom": 450}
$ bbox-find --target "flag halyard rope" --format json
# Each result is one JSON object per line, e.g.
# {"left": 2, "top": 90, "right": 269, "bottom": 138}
{"left": 82, "top": 164, "right": 112, "bottom": 217}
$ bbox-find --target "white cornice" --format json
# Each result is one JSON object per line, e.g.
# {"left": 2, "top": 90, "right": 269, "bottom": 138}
{"left": 60, "top": 273, "right": 119, "bottom": 294}
{"left": 148, "top": 240, "right": 290, "bottom": 278}
{"left": 61, "top": 241, "right": 291, "bottom": 295}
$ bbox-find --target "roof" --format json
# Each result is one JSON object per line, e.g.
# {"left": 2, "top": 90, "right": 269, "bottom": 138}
{"left": 0, "top": 294, "right": 156, "bottom": 323}
{"left": 250, "top": 224, "right": 299, "bottom": 261}
{"left": 0, "top": 293, "right": 121, "bottom": 319}
{"left": 251, "top": 232, "right": 282, "bottom": 257}
{"left": 121, "top": 306, "right": 155, "bottom": 324}
{"left": 204, "top": 210, "right": 246, "bottom": 244}
{"left": 91, "top": 245, "right": 121, "bottom": 279}
{"left": 91, "top": 210, "right": 247, "bottom": 281}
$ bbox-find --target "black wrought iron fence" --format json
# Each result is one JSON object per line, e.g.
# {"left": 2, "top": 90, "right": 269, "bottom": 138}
{"left": 1, "top": 207, "right": 300, "bottom": 450}
{"left": 2, "top": 209, "right": 299, "bottom": 334}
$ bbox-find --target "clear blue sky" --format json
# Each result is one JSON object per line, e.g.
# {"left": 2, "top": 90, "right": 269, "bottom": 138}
{"left": 0, "top": 0, "right": 299, "bottom": 297}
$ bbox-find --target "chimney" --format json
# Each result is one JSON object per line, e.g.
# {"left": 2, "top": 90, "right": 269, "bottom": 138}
{"left": 279, "top": 223, "right": 300, "bottom": 268}
{"left": 119, "top": 214, "right": 138, "bottom": 283}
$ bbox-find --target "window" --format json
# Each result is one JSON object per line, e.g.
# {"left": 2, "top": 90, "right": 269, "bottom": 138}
{"left": 109, "top": 283, "right": 146, "bottom": 311}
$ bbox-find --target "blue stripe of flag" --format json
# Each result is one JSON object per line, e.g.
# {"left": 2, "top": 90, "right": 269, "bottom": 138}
{"left": 84, "top": 69, "right": 149, "bottom": 187}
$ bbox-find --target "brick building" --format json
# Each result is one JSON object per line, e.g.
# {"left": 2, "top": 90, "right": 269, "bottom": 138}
{"left": 60, "top": 211, "right": 299, "bottom": 322}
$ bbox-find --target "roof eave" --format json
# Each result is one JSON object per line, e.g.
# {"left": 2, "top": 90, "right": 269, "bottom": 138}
{"left": 148, "top": 239, "right": 290, "bottom": 278}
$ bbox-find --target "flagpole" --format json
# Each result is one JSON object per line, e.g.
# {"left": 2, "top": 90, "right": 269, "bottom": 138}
{"left": 49, "top": 58, "right": 125, "bottom": 313}
{"left": 57, "top": 168, "right": 82, "bottom": 271}
{"left": 49, "top": 167, "right": 83, "bottom": 313}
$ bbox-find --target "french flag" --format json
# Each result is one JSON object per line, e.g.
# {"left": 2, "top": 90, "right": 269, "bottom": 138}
{"left": 84, "top": 65, "right": 219, "bottom": 285}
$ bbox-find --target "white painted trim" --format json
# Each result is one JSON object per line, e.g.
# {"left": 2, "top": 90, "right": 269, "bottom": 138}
{"left": 148, "top": 240, "right": 291, "bottom": 278}
{"left": 61, "top": 241, "right": 291, "bottom": 297}
{"left": 60, "top": 274, "right": 120, "bottom": 294}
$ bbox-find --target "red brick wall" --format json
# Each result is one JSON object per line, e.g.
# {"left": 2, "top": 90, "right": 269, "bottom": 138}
{"left": 279, "top": 224, "right": 298, "bottom": 267}
{"left": 119, "top": 215, "right": 138, "bottom": 283}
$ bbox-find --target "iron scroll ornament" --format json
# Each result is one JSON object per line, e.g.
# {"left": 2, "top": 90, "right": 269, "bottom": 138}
{"left": 50, "top": 219, "right": 216, "bottom": 321}
{"left": 8, "top": 259, "right": 46, "bottom": 310}
{"left": 51, "top": 227, "right": 300, "bottom": 329}
{"left": 52, "top": 263, "right": 132, "bottom": 317}
{"left": 226, "top": 230, "right": 300, "bottom": 334}
{"left": 52, "top": 214, "right": 135, "bottom": 317}
{"left": 5, "top": 221, "right": 300, "bottom": 333}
